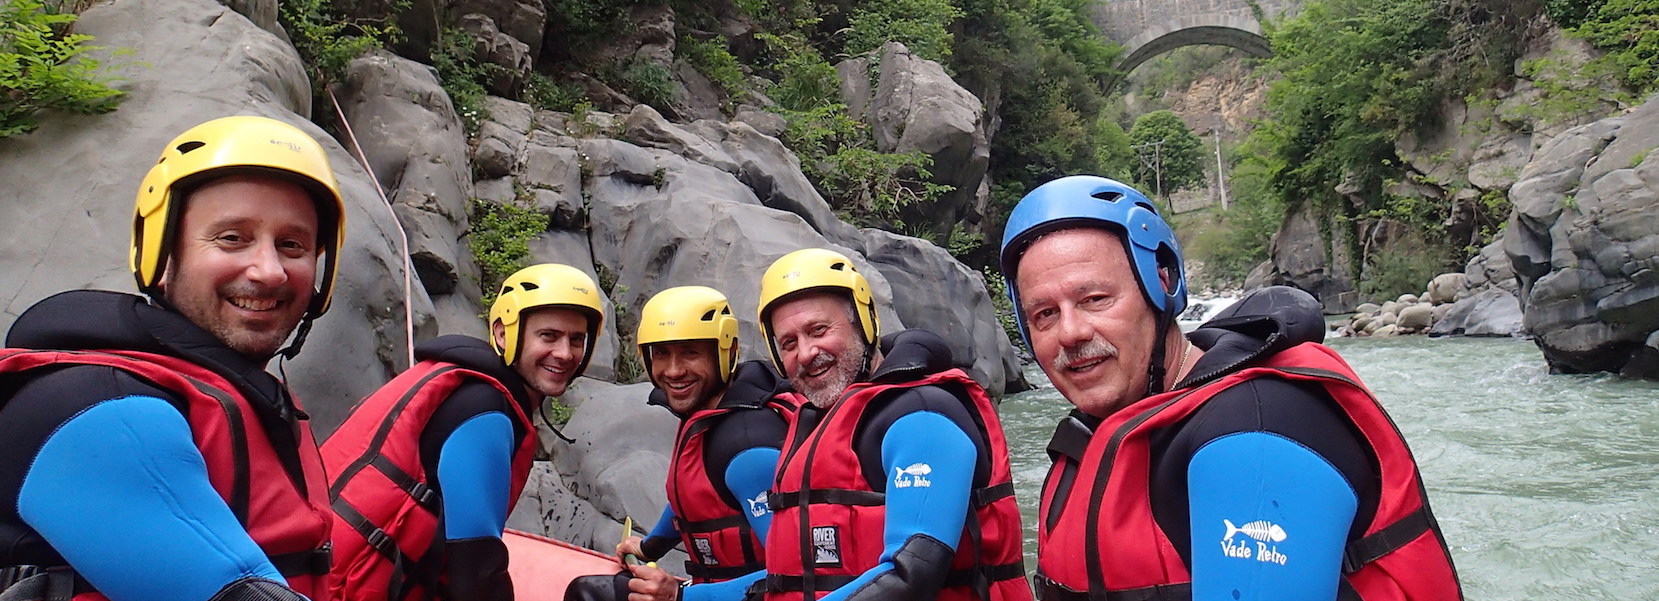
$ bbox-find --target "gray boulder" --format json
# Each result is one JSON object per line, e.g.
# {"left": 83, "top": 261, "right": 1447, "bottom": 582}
{"left": 1396, "top": 304, "right": 1435, "bottom": 331}
{"left": 334, "top": 50, "right": 486, "bottom": 339}
{"left": 839, "top": 42, "right": 991, "bottom": 242}
{"left": 577, "top": 136, "right": 905, "bottom": 370}
{"left": 1429, "top": 289, "right": 1525, "bottom": 337}
{"left": 1251, "top": 201, "right": 1357, "bottom": 313}
{"left": 1427, "top": 273, "right": 1464, "bottom": 306}
{"left": 551, "top": 379, "right": 678, "bottom": 543}
{"left": 861, "top": 229, "right": 1024, "bottom": 394}
{"left": 1504, "top": 93, "right": 1659, "bottom": 378}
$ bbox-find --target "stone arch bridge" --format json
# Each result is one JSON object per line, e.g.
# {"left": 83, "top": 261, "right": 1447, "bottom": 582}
{"left": 1091, "top": 0, "right": 1301, "bottom": 89}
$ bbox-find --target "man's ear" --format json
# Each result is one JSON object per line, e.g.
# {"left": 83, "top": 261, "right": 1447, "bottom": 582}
{"left": 1158, "top": 265, "right": 1178, "bottom": 294}
{"left": 491, "top": 321, "right": 507, "bottom": 353}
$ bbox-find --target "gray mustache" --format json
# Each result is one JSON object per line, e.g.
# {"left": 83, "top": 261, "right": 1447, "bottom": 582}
{"left": 1051, "top": 338, "right": 1118, "bottom": 372}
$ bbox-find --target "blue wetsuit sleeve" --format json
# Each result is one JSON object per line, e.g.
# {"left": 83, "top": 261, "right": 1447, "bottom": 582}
{"left": 17, "top": 396, "right": 288, "bottom": 601}
{"left": 437, "top": 411, "right": 515, "bottom": 540}
{"left": 647, "top": 504, "right": 679, "bottom": 539}
{"left": 682, "top": 569, "right": 765, "bottom": 601}
{"left": 1188, "top": 432, "right": 1357, "bottom": 601}
{"left": 723, "top": 446, "right": 781, "bottom": 540}
{"left": 819, "top": 411, "right": 974, "bottom": 601}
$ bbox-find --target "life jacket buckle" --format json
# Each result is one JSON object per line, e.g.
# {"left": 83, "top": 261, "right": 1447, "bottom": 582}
{"left": 0, "top": 565, "right": 44, "bottom": 590}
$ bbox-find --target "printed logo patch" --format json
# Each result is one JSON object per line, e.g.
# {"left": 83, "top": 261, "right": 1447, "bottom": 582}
{"left": 747, "top": 491, "right": 770, "bottom": 517}
{"left": 1219, "top": 519, "right": 1289, "bottom": 566}
{"left": 693, "top": 536, "right": 718, "bottom": 566}
{"left": 811, "top": 525, "right": 842, "bottom": 567}
{"left": 893, "top": 462, "right": 933, "bottom": 488}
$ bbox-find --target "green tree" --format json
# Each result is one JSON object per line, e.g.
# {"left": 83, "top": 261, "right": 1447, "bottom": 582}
{"left": 844, "top": 0, "right": 965, "bottom": 60}
{"left": 1, "top": 0, "right": 126, "bottom": 138}
{"left": 1572, "top": 0, "right": 1659, "bottom": 93}
{"left": 1127, "top": 110, "right": 1204, "bottom": 195}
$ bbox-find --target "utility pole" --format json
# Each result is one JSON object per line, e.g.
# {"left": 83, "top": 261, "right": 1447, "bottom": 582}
{"left": 1214, "top": 130, "right": 1229, "bottom": 210}
{"left": 1131, "top": 140, "right": 1171, "bottom": 214}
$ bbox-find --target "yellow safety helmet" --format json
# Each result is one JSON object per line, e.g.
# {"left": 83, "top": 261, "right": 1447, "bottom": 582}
{"left": 637, "top": 286, "right": 740, "bottom": 383}
{"left": 131, "top": 115, "right": 346, "bottom": 318}
{"left": 489, "top": 264, "right": 606, "bottom": 373}
{"left": 756, "top": 248, "right": 879, "bottom": 374}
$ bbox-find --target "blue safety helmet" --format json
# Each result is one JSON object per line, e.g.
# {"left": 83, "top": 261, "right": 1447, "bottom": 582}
{"left": 998, "top": 175, "right": 1188, "bottom": 349}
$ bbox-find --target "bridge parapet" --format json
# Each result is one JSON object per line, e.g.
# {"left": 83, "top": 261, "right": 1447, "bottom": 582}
{"left": 1090, "top": 0, "right": 1298, "bottom": 90}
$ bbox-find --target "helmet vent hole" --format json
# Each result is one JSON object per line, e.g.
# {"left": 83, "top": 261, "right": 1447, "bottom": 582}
{"left": 520, "top": 282, "right": 540, "bottom": 291}
{"left": 830, "top": 261, "right": 846, "bottom": 271}
{"left": 1091, "top": 191, "right": 1123, "bottom": 203}
{"left": 175, "top": 141, "right": 206, "bottom": 154}
{"left": 701, "top": 309, "right": 717, "bottom": 321}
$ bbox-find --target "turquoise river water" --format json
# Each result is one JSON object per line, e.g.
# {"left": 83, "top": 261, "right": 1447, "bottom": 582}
{"left": 999, "top": 336, "right": 1659, "bottom": 599}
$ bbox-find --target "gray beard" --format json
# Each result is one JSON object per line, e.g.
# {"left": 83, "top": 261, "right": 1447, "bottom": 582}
{"left": 801, "top": 366, "right": 857, "bottom": 408}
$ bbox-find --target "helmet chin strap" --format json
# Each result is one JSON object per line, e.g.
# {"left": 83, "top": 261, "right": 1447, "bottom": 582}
{"left": 276, "top": 315, "right": 316, "bottom": 362}
{"left": 1145, "top": 316, "right": 1172, "bottom": 397}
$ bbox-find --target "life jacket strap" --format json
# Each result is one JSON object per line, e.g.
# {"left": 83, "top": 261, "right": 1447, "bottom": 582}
{"left": 674, "top": 513, "right": 749, "bottom": 533}
{"left": 971, "top": 481, "right": 1015, "bottom": 508}
{"left": 268, "top": 545, "right": 333, "bottom": 577}
{"left": 764, "top": 573, "right": 856, "bottom": 593}
{"left": 1033, "top": 571, "right": 1192, "bottom": 601}
{"left": 768, "top": 489, "right": 884, "bottom": 510}
{"left": 1342, "top": 505, "right": 1433, "bottom": 574}
{"left": 683, "top": 561, "right": 765, "bottom": 582}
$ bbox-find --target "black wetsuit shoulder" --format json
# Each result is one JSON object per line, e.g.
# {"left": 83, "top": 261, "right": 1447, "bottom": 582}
{"left": 1147, "top": 376, "right": 1379, "bottom": 566}
{"left": 853, "top": 384, "right": 991, "bottom": 491}
{"left": 699, "top": 406, "right": 788, "bottom": 507}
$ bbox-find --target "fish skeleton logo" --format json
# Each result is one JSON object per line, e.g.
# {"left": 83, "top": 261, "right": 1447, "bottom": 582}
{"left": 747, "top": 491, "right": 770, "bottom": 517}
{"left": 811, "top": 526, "right": 842, "bottom": 567}
{"left": 1220, "top": 519, "right": 1290, "bottom": 566}
{"left": 893, "top": 463, "right": 933, "bottom": 488}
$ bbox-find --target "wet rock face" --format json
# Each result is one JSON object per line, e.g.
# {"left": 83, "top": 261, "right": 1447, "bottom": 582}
{"left": 1504, "top": 95, "right": 1659, "bottom": 379}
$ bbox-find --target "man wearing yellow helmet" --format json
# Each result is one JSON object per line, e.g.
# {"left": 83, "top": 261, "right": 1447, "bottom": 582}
{"left": 583, "top": 287, "right": 789, "bottom": 601}
{"left": 0, "top": 115, "right": 344, "bottom": 601}
{"left": 323, "top": 264, "right": 604, "bottom": 601}
{"left": 753, "top": 249, "right": 1034, "bottom": 601}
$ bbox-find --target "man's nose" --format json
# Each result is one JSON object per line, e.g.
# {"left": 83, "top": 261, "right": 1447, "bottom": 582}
{"left": 243, "top": 241, "right": 289, "bottom": 286}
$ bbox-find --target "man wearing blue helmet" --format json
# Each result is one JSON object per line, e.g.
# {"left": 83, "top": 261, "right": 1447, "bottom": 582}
{"left": 999, "top": 176, "right": 1460, "bottom": 601}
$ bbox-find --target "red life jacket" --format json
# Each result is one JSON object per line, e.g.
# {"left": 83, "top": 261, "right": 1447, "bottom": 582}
{"left": 1034, "top": 343, "right": 1462, "bottom": 601}
{"left": 764, "top": 369, "right": 1033, "bottom": 601}
{"left": 322, "top": 360, "right": 535, "bottom": 601}
{"left": 0, "top": 348, "right": 334, "bottom": 601}
{"left": 665, "top": 403, "right": 774, "bottom": 583}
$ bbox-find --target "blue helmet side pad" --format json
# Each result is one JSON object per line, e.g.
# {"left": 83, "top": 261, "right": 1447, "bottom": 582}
{"left": 998, "top": 175, "right": 1188, "bottom": 348}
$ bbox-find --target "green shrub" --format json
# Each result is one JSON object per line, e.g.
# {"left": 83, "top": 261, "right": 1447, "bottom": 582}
{"left": 757, "top": 33, "right": 840, "bottom": 111}
{"left": 679, "top": 36, "right": 747, "bottom": 105}
{"left": 1359, "top": 232, "right": 1449, "bottom": 302}
{"left": 0, "top": 0, "right": 126, "bottom": 137}
{"left": 469, "top": 196, "right": 550, "bottom": 303}
{"left": 524, "top": 72, "right": 589, "bottom": 113}
{"left": 981, "top": 267, "right": 1021, "bottom": 347}
{"left": 844, "top": 0, "right": 965, "bottom": 61}
{"left": 1571, "top": 0, "right": 1659, "bottom": 93}
{"left": 278, "top": 0, "right": 395, "bottom": 90}
{"left": 778, "top": 103, "right": 864, "bottom": 162}
{"left": 608, "top": 57, "right": 678, "bottom": 111}
{"left": 819, "top": 147, "right": 954, "bottom": 228}
{"left": 432, "top": 27, "right": 507, "bottom": 135}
